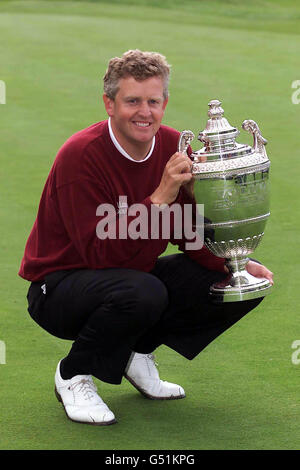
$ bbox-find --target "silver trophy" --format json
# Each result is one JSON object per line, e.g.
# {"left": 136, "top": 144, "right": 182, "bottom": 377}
{"left": 179, "top": 99, "right": 272, "bottom": 303}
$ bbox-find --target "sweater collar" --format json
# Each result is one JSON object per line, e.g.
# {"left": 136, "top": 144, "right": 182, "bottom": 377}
{"left": 108, "top": 118, "right": 155, "bottom": 163}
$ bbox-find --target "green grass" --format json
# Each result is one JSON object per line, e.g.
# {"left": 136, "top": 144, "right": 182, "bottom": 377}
{"left": 1, "top": 0, "right": 300, "bottom": 450}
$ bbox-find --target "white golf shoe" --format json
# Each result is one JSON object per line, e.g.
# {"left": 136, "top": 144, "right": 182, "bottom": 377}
{"left": 54, "top": 361, "right": 116, "bottom": 425}
{"left": 124, "top": 352, "right": 185, "bottom": 400}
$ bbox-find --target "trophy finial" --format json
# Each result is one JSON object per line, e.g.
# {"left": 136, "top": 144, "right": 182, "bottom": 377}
{"left": 208, "top": 99, "right": 224, "bottom": 119}
{"left": 198, "top": 99, "right": 239, "bottom": 148}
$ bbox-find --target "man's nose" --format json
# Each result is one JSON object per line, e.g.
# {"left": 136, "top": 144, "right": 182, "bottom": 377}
{"left": 137, "top": 101, "right": 151, "bottom": 117}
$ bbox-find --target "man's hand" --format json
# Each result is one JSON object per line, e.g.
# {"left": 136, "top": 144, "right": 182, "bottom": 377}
{"left": 223, "top": 259, "right": 274, "bottom": 285}
{"left": 150, "top": 152, "right": 193, "bottom": 205}
{"left": 246, "top": 260, "right": 274, "bottom": 285}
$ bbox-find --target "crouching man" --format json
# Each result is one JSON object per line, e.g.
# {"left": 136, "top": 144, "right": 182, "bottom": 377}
{"left": 19, "top": 50, "right": 273, "bottom": 425}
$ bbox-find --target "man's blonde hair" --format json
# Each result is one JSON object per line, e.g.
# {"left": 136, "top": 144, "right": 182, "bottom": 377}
{"left": 103, "top": 49, "right": 171, "bottom": 100}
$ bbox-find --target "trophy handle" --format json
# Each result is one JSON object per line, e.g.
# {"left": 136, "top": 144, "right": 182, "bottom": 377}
{"left": 178, "top": 130, "right": 195, "bottom": 155}
{"left": 242, "top": 119, "right": 268, "bottom": 156}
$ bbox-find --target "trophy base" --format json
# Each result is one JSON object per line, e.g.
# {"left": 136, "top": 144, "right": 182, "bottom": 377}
{"left": 210, "top": 270, "right": 272, "bottom": 303}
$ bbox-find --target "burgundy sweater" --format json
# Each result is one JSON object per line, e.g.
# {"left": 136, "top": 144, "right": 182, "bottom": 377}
{"left": 19, "top": 121, "right": 225, "bottom": 282}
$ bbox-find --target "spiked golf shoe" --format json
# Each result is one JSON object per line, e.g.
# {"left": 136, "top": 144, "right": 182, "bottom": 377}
{"left": 55, "top": 361, "right": 116, "bottom": 425}
{"left": 124, "top": 352, "right": 185, "bottom": 400}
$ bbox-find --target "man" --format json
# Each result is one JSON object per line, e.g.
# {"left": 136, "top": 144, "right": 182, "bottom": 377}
{"left": 19, "top": 50, "right": 273, "bottom": 426}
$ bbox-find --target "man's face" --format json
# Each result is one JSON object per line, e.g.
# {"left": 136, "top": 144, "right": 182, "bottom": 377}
{"left": 103, "top": 76, "right": 168, "bottom": 158}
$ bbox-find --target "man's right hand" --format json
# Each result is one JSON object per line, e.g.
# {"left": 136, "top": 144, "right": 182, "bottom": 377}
{"left": 150, "top": 152, "right": 193, "bottom": 206}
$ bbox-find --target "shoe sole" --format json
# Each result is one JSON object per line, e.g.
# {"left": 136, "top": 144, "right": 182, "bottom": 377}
{"left": 54, "top": 387, "right": 117, "bottom": 426}
{"left": 124, "top": 374, "right": 186, "bottom": 401}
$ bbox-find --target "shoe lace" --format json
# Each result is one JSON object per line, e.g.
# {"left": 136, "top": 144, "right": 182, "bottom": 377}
{"left": 146, "top": 353, "right": 159, "bottom": 368}
{"left": 69, "top": 377, "right": 97, "bottom": 401}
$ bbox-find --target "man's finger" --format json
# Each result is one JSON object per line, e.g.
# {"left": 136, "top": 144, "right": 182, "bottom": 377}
{"left": 170, "top": 157, "right": 192, "bottom": 174}
{"left": 168, "top": 152, "right": 192, "bottom": 165}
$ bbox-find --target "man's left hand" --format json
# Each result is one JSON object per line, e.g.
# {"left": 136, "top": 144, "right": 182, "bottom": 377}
{"left": 246, "top": 260, "right": 274, "bottom": 285}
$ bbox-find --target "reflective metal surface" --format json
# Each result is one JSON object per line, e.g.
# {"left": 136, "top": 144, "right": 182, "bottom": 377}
{"left": 179, "top": 99, "right": 272, "bottom": 303}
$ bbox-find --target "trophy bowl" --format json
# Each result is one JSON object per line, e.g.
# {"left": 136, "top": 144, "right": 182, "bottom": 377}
{"left": 179, "top": 99, "right": 272, "bottom": 303}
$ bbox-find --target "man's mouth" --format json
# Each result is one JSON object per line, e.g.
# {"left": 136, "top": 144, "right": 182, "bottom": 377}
{"left": 133, "top": 121, "right": 151, "bottom": 127}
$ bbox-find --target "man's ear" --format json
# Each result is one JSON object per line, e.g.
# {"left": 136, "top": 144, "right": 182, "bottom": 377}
{"left": 103, "top": 94, "right": 114, "bottom": 117}
{"left": 162, "top": 96, "right": 169, "bottom": 111}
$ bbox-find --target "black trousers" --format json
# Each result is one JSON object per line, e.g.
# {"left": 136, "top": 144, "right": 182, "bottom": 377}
{"left": 27, "top": 254, "right": 263, "bottom": 384}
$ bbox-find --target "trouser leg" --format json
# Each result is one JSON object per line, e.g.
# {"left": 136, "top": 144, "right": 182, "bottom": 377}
{"left": 134, "top": 254, "right": 263, "bottom": 359}
{"left": 27, "top": 268, "right": 168, "bottom": 384}
{"left": 27, "top": 255, "right": 264, "bottom": 384}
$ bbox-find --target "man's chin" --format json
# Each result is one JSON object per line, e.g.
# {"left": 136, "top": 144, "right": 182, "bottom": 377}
{"left": 131, "top": 130, "right": 155, "bottom": 144}
{"left": 132, "top": 126, "right": 153, "bottom": 137}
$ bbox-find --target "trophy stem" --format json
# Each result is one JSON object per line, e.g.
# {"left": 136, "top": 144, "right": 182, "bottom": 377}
{"left": 210, "top": 256, "right": 272, "bottom": 303}
{"left": 225, "top": 257, "right": 249, "bottom": 276}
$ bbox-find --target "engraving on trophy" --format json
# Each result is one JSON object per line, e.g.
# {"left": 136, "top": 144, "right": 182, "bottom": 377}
{"left": 206, "top": 176, "right": 267, "bottom": 211}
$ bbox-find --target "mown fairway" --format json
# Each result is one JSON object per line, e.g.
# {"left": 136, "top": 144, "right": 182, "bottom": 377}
{"left": 0, "top": 0, "right": 300, "bottom": 450}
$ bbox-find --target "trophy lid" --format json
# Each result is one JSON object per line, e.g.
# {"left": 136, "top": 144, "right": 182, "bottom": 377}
{"left": 190, "top": 99, "right": 270, "bottom": 178}
{"left": 198, "top": 99, "right": 240, "bottom": 153}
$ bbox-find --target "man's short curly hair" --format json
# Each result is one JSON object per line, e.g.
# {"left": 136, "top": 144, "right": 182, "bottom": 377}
{"left": 103, "top": 49, "right": 171, "bottom": 100}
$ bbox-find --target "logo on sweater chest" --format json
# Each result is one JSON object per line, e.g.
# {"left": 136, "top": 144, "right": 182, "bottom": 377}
{"left": 117, "top": 196, "right": 129, "bottom": 215}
